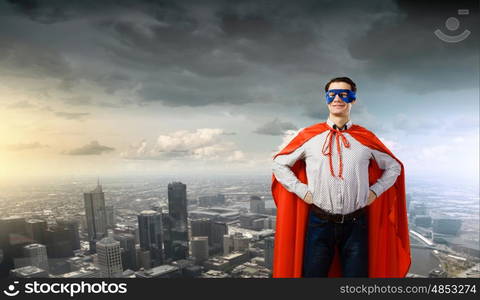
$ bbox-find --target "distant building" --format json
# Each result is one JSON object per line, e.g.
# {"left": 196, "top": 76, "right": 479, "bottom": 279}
{"left": 138, "top": 210, "right": 164, "bottom": 266}
{"left": 411, "top": 203, "right": 427, "bottom": 216}
{"left": 96, "top": 237, "right": 123, "bottom": 278}
{"left": 191, "top": 237, "right": 209, "bottom": 263}
{"left": 106, "top": 206, "right": 115, "bottom": 229}
{"left": 191, "top": 219, "right": 211, "bottom": 238}
{"left": 136, "top": 247, "right": 151, "bottom": 270}
{"left": 250, "top": 196, "right": 265, "bottom": 214}
{"left": 25, "top": 219, "right": 47, "bottom": 245}
{"left": 114, "top": 233, "right": 137, "bottom": 271}
{"left": 433, "top": 218, "right": 462, "bottom": 235}
{"left": 59, "top": 267, "right": 101, "bottom": 278}
{"left": 203, "top": 252, "right": 250, "bottom": 272}
{"left": 231, "top": 262, "right": 271, "bottom": 278}
{"left": 56, "top": 218, "right": 81, "bottom": 250}
{"left": 198, "top": 194, "right": 226, "bottom": 207}
{"left": 239, "top": 213, "right": 269, "bottom": 230}
{"left": 414, "top": 215, "right": 432, "bottom": 227}
{"left": 19, "top": 244, "right": 49, "bottom": 272}
{"left": 210, "top": 222, "right": 228, "bottom": 254}
{"left": 190, "top": 219, "right": 228, "bottom": 255}
{"left": 166, "top": 182, "right": 189, "bottom": 261}
{"left": 264, "top": 237, "right": 274, "bottom": 270}
{"left": 0, "top": 216, "right": 28, "bottom": 277}
{"left": 45, "top": 226, "right": 74, "bottom": 258}
{"left": 134, "top": 265, "right": 181, "bottom": 278}
{"left": 189, "top": 207, "right": 240, "bottom": 222}
{"left": 10, "top": 266, "right": 48, "bottom": 278}
{"left": 84, "top": 182, "right": 108, "bottom": 252}
{"left": 223, "top": 233, "right": 250, "bottom": 255}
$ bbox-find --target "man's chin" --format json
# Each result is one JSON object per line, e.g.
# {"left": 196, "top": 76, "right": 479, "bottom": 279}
{"left": 329, "top": 111, "right": 348, "bottom": 117}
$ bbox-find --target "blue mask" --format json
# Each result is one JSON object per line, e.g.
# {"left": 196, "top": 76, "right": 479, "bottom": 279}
{"left": 325, "top": 89, "right": 356, "bottom": 104}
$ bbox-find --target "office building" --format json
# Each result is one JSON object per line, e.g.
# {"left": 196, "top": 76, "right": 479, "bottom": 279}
{"left": 96, "top": 237, "right": 123, "bottom": 278}
{"left": 138, "top": 210, "right": 164, "bottom": 266}
{"left": 166, "top": 182, "right": 189, "bottom": 260}
{"left": 84, "top": 182, "right": 108, "bottom": 252}
{"left": 191, "top": 237, "right": 209, "bottom": 263}
{"left": 114, "top": 233, "right": 137, "bottom": 271}
{"left": 250, "top": 195, "right": 265, "bottom": 214}
{"left": 25, "top": 219, "right": 47, "bottom": 245}
{"left": 20, "top": 243, "right": 49, "bottom": 272}
{"left": 264, "top": 237, "right": 274, "bottom": 270}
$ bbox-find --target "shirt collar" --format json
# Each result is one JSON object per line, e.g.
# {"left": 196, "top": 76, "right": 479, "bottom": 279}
{"left": 327, "top": 118, "right": 352, "bottom": 130}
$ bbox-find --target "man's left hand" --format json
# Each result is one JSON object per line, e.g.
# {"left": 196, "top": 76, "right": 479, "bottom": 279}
{"left": 367, "top": 190, "right": 377, "bottom": 205}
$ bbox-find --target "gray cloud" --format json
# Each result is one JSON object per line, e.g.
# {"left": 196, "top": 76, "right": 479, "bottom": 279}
{"left": 347, "top": 0, "right": 479, "bottom": 92}
{"left": 0, "top": 0, "right": 477, "bottom": 118}
{"left": 254, "top": 118, "right": 298, "bottom": 136}
{"left": 6, "top": 142, "right": 48, "bottom": 151}
{"left": 65, "top": 140, "right": 115, "bottom": 155}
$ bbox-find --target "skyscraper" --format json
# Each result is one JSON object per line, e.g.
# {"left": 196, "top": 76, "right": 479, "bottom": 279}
{"left": 114, "top": 233, "right": 137, "bottom": 271}
{"left": 84, "top": 182, "right": 108, "bottom": 252}
{"left": 191, "top": 219, "right": 212, "bottom": 238}
{"left": 106, "top": 205, "right": 115, "bottom": 229}
{"left": 191, "top": 237, "right": 209, "bottom": 264}
{"left": 138, "top": 210, "right": 164, "bottom": 266}
{"left": 0, "top": 216, "right": 28, "bottom": 278}
{"left": 96, "top": 237, "right": 123, "bottom": 278}
{"left": 25, "top": 219, "right": 47, "bottom": 245}
{"left": 21, "top": 243, "right": 49, "bottom": 272}
{"left": 264, "top": 237, "right": 274, "bottom": 270}
{"left": 210, "top": 222, "right": 228, "bottom": 255}
{"left": 166, "top": 182, "right": 189, "bottom": 260}
{"left": 56, "top": 218, "right": 81, "bottom": 250}
{"left": 45, "top": 226, "right": 74, "bottom": 258}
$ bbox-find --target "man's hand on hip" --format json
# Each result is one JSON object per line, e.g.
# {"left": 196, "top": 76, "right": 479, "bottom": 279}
{"left": 303, "top": 191, "right": 313, "bottom": 204}
{"left": 367, "top": 190, "right": 377, "bottom": 205}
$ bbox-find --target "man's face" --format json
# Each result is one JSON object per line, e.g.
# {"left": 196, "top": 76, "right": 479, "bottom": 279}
{"left": 326, "top": 81, "right": 355, "bottom": 117}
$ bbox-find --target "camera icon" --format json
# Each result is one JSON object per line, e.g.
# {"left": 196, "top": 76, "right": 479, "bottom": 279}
{"left": 3, "top": 281, "right": 20, "bottom": 297}
{"left": 434, "top": 9, "right": 471, "bottom": 43}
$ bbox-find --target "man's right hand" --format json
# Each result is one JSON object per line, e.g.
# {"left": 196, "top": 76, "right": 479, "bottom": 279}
{"left": 303, "top": 191, "right": 313, "bottom": 204}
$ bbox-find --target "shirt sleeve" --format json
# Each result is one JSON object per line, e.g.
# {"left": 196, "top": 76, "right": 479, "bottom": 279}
{"left": 369, "top": 149, "right": 402, "bottom": 198}
{"left": 272, "top": 144, "right": 309, "bottom": 200}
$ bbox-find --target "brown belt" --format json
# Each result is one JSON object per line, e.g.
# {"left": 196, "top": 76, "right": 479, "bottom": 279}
{"left": 310, "top": 204, "right": 366, "bottom": 223}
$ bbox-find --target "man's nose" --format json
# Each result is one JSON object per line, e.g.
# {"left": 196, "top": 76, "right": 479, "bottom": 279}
{"left": 333, "top": 94, "right": 343, "bottom": 102}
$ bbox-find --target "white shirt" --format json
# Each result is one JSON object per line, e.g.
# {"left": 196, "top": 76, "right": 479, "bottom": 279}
{"left": 272, "top": 119, "right": 401, "bottom": 215}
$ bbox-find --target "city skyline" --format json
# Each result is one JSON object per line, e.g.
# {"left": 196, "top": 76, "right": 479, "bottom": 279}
{"left": 0, "top": 0, "right": 478, "bottom": 183}
{"left": 0, "top": 175, "right": 478, "bottom": 278}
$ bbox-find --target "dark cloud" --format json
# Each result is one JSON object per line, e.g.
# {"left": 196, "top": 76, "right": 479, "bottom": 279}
{"left": 347, "top": 0, "right": 479, "bottom": 92}
{"left": 254, "top": 118, "right": 297, "bottom": 136}
{"left": 6, "top": 142, "right": 48, "bottom": 151}
{"left": 0, "top": 0, "right": 477, "bottom": 113}
{"left": 65, "top": 140, "right": 115, "bottom": 155}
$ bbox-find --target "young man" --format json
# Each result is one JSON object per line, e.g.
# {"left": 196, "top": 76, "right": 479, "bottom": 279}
{"left": 271, "top": 77, "right": 410, "bottom": 277}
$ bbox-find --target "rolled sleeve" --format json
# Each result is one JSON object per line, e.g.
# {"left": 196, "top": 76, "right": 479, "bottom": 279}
{"left": 369, "top": 149, "right": 401, "bottom": 197}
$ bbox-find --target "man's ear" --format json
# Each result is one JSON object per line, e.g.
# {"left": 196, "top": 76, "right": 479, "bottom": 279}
{"left": 351, "top": 100, "right": 356, "bottom": 105}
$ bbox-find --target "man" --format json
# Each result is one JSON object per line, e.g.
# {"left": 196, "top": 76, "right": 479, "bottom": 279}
{"left": 271, "top": 77, "right": 410, "bottom": 277}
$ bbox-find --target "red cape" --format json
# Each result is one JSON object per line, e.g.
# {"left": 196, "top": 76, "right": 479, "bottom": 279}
{"left": 271, "top": 122, "right": 411, "bottom": 278}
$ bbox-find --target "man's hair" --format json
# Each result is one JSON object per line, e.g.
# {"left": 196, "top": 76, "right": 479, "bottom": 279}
{"left": 324, "top": 77, "right": 357, "bottom": 92}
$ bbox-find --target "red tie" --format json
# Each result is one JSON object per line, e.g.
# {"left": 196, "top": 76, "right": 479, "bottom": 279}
{"left": 321, "top": 128, "right": 351, "bottom": 179}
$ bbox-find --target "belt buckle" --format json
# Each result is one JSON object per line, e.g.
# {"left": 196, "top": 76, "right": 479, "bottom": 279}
{"left": 335, "top": 214, "right": 345, "bottom": 224}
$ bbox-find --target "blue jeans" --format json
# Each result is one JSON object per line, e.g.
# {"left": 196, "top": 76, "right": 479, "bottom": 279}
{"left": 303, "top": 209, "right": 369, "bottom": 277}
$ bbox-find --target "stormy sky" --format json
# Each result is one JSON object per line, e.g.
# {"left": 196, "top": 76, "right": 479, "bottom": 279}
{"left": 0, "top": 0, "right": 478, "bottom": 183}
